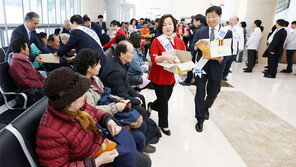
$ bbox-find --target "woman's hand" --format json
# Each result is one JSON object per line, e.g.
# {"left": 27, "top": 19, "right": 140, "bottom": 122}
{"left": 164, "top": 54, "right": 178, "bottom": 64}
{"left": 115, "top": 102, "right": 126, "bottom": 112}
{"left": 107, "top": 119, "right": 122, "bottom": 136}
{"left": 95, "top": 149, "right": 119, "bottom": 166}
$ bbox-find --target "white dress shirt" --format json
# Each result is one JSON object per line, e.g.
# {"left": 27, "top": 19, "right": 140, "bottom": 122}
{"left": 286, "top": 28, "right": 296, "bottom": 50}
{"left": 229, "top": 25, "right": 244, "bottom": 54}
{"left": 208, "top": 24, "right": 220, "bottom": 40}
{"left": 24, "top": 24, "right": 31, "bottom": 40}
{"left": 246, "top": 27, "right": 262, "bottom": 50}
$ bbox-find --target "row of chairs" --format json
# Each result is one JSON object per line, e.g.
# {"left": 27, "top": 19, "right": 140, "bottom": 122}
{"left": 0, "top": 97, "right": 48, "bottom": 167}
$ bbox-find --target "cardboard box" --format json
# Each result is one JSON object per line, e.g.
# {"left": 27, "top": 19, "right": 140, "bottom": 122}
{"left": 38, "top": 54, "right": 60, "bottom": 63}
{"left": 197, "top": 38, "right": 232, "bottom": 59}
{"left": 157, "top": 49, "right": 195, "bottom": 74}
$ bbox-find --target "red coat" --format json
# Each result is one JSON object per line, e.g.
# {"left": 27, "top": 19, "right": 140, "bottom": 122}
{"left": 8, "top": 57, "right": 45, "bottom": 90}
{"left": 103, "top": 28, "right": 126, "bottom": 49}
{"left": 149, "top": 36, "right": 185, "bottom": 85}
{"left": 36, "top": 102, "right": 112, "bottom": 167}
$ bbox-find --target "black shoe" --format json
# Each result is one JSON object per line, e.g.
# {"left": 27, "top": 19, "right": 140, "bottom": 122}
{"left": 147, "top": 102, "right": 152, "bottom": 117}
{"left": 144, "top": 144, "right": 156, "bottom": 153}
{"left": 264, "top": 73, "right": 275, "bottom": 78}
{"left": 195, "top": 121, "right": 204, "bottom": 132}
{"left": 160, "top": 128, "right": 171, "bottom": 136}
{"left": 179, "top": 81, "right": 191, "bottom": 86}
{"left": 244, "top": 70, "right": 252, "bottom": 73}
{"left": 262, "top": 70, "right": 268, "bottom": 74}
{"left": 264, "top": 66, "right": 268, "bottom": 68}
{"left": 229, "top": 70, "right": 232, "bottom": 73}
{"left": 243, "top": 68, "right": 248, "bottom": 70}
{"left": 205, "top": 109, "right": 209, "bottom": 120}
{"left": 223, "top": 77, "right": 227, "bottom": 81}
{"left": 281, "top": 69, "right": 292, "bottom": 73}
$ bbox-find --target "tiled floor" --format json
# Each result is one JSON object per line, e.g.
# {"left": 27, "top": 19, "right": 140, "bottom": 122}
{"left": 141, "top": 61, "right": 296, "bottom": 167}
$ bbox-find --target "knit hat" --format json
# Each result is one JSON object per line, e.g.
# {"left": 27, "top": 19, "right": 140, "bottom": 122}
{"left": 42, "top": 67, "right": 91, "bottom": 109}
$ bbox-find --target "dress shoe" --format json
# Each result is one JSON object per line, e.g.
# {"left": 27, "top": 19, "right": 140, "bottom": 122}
{"left": 264, "top": 66, "right": 268, "bottom": 68}
{"left": 205, "top": 109, "right": 209, "bottom": 120}
{"left": 147, "top": 102, "right": 152, "bottom": 117}
{"left": 179, "top": 81, "right": 191, "bottom": 86}
{"left": 264, "top": 73, "right": 275, "bottom": 78}
{"left": 223, "top": 77, "right": 227, "bottom": 81}
{"left": 262, "top": 70, "right": 268, "bottom": 74}
{"left": 144, "top": 144, "right": 156, "bottom": 153}
{"left": 160, "top": 128, "right": 171, "bottom": 136}
{"left": 244, "top": 70, "right": 252, "bottom": 73}
{"left": 281, "top": 69, "right": 292, "bottom": 73}
{"left": 243, "top": 68, "right": 248, "bottom": 70}
{"left": 195, "top": 121, "right": 204, "bottom": 132}
{"left": 229, "top": 70, "right": 232, "bottom": 73}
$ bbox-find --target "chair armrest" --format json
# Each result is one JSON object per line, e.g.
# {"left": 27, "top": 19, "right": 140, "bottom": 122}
{"left": 2, "top": 92, "right": 28, "bottom": 109}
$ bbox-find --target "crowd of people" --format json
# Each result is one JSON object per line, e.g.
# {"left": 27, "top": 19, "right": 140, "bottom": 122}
{"left": 3, "top": 4, "right": 295, "bottom": 166}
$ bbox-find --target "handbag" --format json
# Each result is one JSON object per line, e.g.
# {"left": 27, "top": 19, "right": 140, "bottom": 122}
{"left": 128, "top": 74, "right": 143, "bottom": 86}
{"left": 95, "top": 122, "right": 137, "bottom": 167}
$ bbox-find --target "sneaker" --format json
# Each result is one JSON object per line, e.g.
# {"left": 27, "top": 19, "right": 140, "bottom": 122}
{"left": 144, "top": 144, "right": 156, "bottom": 153}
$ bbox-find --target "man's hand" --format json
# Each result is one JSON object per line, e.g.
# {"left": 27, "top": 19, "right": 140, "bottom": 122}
{"left": 195, "top": 40, "right": 209, "bottom": 47}
{"left": 210, "top": 57, "right": 223, "bottom": 61}
{"left": 35, "top": 57, "right": 45, "bottom": 64}
{"left": 66, "top": 58, "right": 72, "bottom": 64}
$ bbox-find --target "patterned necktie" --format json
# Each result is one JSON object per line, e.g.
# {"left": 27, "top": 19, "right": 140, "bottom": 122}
{"left": 210, "top": 28, "right": 215, "bottom": 41}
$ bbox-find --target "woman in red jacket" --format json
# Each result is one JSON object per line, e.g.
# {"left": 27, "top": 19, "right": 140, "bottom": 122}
{"left": 148, "top": 14, "right": 186, "bottom": 136}
{"left": 36, "top": 67, "right": 151, "bottom": 167}
{"left": 8, "top": 38, "right": 45, "bottom": 105}
{"left": 103, "top": 20, "right": 126, "bottom": 49}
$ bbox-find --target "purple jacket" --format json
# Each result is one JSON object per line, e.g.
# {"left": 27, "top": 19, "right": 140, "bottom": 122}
{"left": 8, "top": 57, "right": 45, "bottom": 90}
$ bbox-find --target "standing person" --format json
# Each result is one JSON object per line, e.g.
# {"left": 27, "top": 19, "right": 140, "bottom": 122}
{"left": 190, "top": 6, "right": 232, "bottom": 132}
{"left": 137, "top": 18, "right": 144, "bottom": 29}
{"left": 83, "top": 14, "right": 104, "bottom": 45}
{"left": 103, "top": 20, "right": 126, "bottom": 50}
{"left": 223, "top": 15, "right": 244, "bottom": 81}
{"left": 148, "top": 14, "right": 186, "bottom": 136}
{"left": 281, "top": 21, "right": 296, "bottom": 73}
{"left": 62, "top": 20, "right": 72, "bottom": 34}
{"left": 264, "top": 19, "right": 287, "bottom": 78}
{"left": 238, "top": 21, "right": 247, "bottom": 62}
{"left": 54, "top": 28, "right": 62, "bottom": 37}
{"left": 55, "top": 15, "right": 107, "bottom": 68}
{"left": 97, "top": 15, "right": 107, "bottom": 29}
{"left": 244, "top": 20, "right": 263, "bottom": 72}
{"left": 5, "top": 12, "right": 49, "bottom": 62}
{"left": 180, "top": 14, "right": 207, "bottom": 86}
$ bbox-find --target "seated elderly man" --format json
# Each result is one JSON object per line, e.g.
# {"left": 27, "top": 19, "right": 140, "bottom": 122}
{"left": 44, "top": 34, "right": 71, "bottom": 72}
{"left": 8, "top": 38, "right": 44, "bottom": 105}
{"left": 60, "top": 33, "right": 70, "bottom": 46}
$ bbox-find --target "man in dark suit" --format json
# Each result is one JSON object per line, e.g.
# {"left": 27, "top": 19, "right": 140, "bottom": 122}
{"left": 97, "top": 15, "right": 107, "bottom": 29}
{"left": 55, "top": 15, "right": 107, "bottom": 68}
{"left": 180, "top": 14, "right": 207, "bottom": 86}
{"left": 264, "top": 19, "right": 287, "bottom": 78}
{"left": 5, "top": 12, "right": 48, "bottom": 62}
{"left": 83, "top": 15, "right": 104, "bottom": 45}
{"left": 62, "top": 20, "right": 71, "bottom": 34}
{"left": 190, "top": 6, "right": 232, "bottom": 132}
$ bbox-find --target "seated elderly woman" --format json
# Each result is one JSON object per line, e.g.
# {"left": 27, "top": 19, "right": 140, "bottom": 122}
{"left": 8, "top": 38, "right": 44, "bottom": 105}
{"left": 73, "top": 49, "right": 155, "bottom": 154}
{"left": 127, "top": 32, "right": 150, "bottom": 88}
{"left": 36, "top": 67, "right": 151, "bottom": 167}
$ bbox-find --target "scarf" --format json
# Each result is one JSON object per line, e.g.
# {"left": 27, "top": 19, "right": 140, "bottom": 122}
{"left": 61, "top": 109, "right": 99, "bottom": 134}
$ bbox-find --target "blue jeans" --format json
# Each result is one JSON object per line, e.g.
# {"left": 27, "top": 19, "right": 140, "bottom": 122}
{"left": 238, "top": 50, "right": 243, "bottom": 62}
{"left": 130, "top": 121, "right": 147, "bottom": 152}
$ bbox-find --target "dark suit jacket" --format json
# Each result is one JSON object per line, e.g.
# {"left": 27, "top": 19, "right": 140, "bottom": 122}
{"left": 5, "top": 24, "right": 48, "bottom": 62}
{"left": 62, "top": 27, "right": 70, "bottom": 34}
{"left": 267, "top": 28, "right": 287, "bottom": 55}
{"left": 190, "top": 26, "right": 233, "bottom": 81}
{"left": 97, "top": 21, "right": 106, "bottom": 30}
{"left": 101, "top": 56, "right": 141, "bottom": 106}
{"left": 57, "top": 26, "right": 107, "bottom": 67}
{"left": 91, "top": 22, "right": 104, "bottom": 45}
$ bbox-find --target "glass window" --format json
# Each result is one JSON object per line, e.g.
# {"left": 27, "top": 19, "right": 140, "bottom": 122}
{"left": 4, "top": 0, "right": 23, "bottom": 24}
{"left": 42, "top": 0, "right": 48, "bottom": 24}
{"left": 0, "top": 0, "right": 5, "bottom": 24}
{"left": 0, "top": 29, "right": 4, "bottom": 47}
{"left": 56, "top": 0, "right": 61, "bottom": 24}
{"left": 31, "top": 0, "right": 43, "bottom": 23}
{"left": 61, "top": 0, "right": 66, "bottom": 22}
{"left": 70, "top": 0, "right": 74, "bottom": 16}
{"left": 74, "top": 0, "right": 79, "bottom": 15}
{"left": 7, "top": 29, "right": 13, "bottom": 44}
{"left": 4, "top": 30, "right": 8, "bottom": 47}
{"left": 48, "top": 0, "right": 56, "bottom": 24}
{"left": 23, "top": 0, "right": 30, "bottom": 17}
{"left": 66, "top": 0, "right": 71, "bottom": 19}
